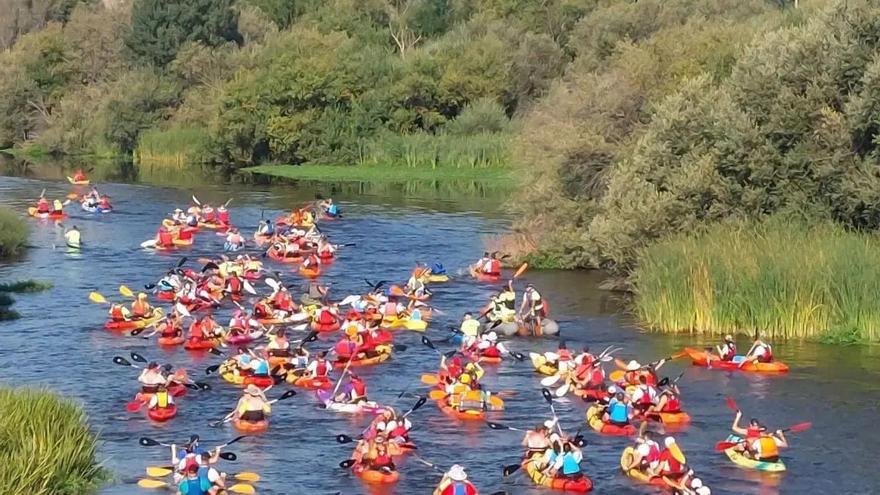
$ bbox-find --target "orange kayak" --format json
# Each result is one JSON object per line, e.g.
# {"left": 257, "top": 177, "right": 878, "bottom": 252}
{"left": 233, "top": 418, "right": 269, "bottom": 432}
{"left": 683, "top": 347, "right": 789, "bottom": 373}
{"left": 299, "top": 265, "right": 321, "bottom": 278}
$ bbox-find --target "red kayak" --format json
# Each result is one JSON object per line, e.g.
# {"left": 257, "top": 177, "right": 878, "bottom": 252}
{"left": 147, "top": 404, "right": 177, "bottom": 422}
{"left": 183, "top": 338, "right": 216, "bottom": 351}
{"left": 243, "top": 375, "right": 274, "bottom": 388}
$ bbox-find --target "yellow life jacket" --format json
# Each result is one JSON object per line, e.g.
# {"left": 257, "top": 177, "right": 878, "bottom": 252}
{"left": 157, "top": 391, "right": 169, "bottom": 408}
{"left": 758, "top": 436, "right": 779, "bottom": 459}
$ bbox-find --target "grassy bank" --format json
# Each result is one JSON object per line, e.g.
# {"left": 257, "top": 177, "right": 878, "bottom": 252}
{"left": 0, "top": 388, "right": 106, "bottom": 494}
{"left": 242, "top": 164, "right": 514, "bottom": 184}
{"left": 0, "top": 280, "right": 53, "bottom": 320}
{"left": 631, "top": 219, "right": 880, "bottom": 344}
{"left": 0, "top": 207, "right": 28, "bottom": 258}
{"left": 135, "top": 127, "right": 211, "bottom": 167}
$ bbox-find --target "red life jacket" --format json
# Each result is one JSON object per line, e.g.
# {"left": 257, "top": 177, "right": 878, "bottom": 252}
{"left": 663, "top": 396, "right": 681, "bottom": 412}
{"left": 390, "top": 424, "right": 408, "bottom": 438}
{"left": 203, "top": 210, "right": 216, "bottom": 222}
{"left": 558, "top": 349, "right": 572, "bottom": 362}
{"left": 189, "top": 321, "right": 204, "bottom": 339}
{"left": 352, "top": 379, "right": 367, "bottom": 396}
{"left": 373, "top": 454, "right": 393, "bottom": 468}
{"left": 482, "top": 345, "right": 501, "bottom": 358}
{"left": 720, "top": 343, "right": 736, "bottom": 361}
{"left": 319, "top": 310, "right": 336, "bottom": 325}
{"left": 132, "top": 300, "right": 150, "bottom": 317}
{"left": 757, "top": 344, "right": 773, "bottom": 362}
{"left": 638, "top": 385, "right": 655, "bottom": 405}
{"left": 273, "top": 292, "right": 292, "bottom": 311}
{"left": 440, "top": 482, "right": 477, "bottom": 495}
{"left": 218, "top": 210, "right": 230, "bottom": 223}
{"left": 335, "top": 340, "right": 355, "bottom": 358}
{"left": 746, "top": 425, "right": 762, "bottom": 440}
{"left": 487, "top": 259, "right": 501, "bottom": 274}
{"left": 178, "top": 228, "right": 193, "bottom": 241}
{"left": 227, "top": 277, "right": 242, "bottom": 294}
{"left": 110, "top": 306, "right": 124, "bottom": 320}
{"left": 645, "top": 442, "right": 661, "bottom": 463}
{"left": 315, "top": 359, "right": 328, "bottom": 376}
{"left": 159, "top": 321, "right": 177, "bottom": 337}
{"left": 99, "top": 198, "right": 111, "bottom": 208}
{"left": 659, "top": 450, "right": 684, "bottom": 475}
{"left": 158, "top": 231, "right": 174, "bottom": 247}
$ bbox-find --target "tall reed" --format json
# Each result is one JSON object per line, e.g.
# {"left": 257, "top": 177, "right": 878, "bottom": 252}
{"left": 0, "top": 388, "right": 106, "bottom": 494}
{"left": 359, "top": 131, "right": 510, "bottom": 170}
{"left": 631, "top": 218, "right": 880, "bottom": 343}
{"left": 135, "top": 127, "right": 210, "bottom": 167}
{"left": 0, "top": 207, "right": 28, "bottom": 258}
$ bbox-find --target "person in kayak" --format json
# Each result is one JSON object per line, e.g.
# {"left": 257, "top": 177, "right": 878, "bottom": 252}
{"left": 739, "top": 336, "right": 774, "bottom": 368}
{"left": 99, "top": 195, "right": 112, "bottom": 210}
{"left": 302, "top": 252, "right": 321, "bottom": 271}
{"left": 224, "top": 229, "right": 244, "bottom": 251}
{"left": 603, "top": 391, "right": 633, "bottom": 427}
{"left": 649, "top": 382, "right": 683, "bottom": 415}
{"left": 716, "top": 334, "right": 736, "bottom": 361}
{"left": 657, "top": 437, "right": 687, "bottom": 479}
{"left": 72, "top": 169, "right": 87, "bottom": 182}
{"left": 201, "top": 204, "right": 216, "bottom": 224}
{"left": 36, "top": 195, "right": 51, "bottom": 214}
{"left": 194, "top": 451, "right": 226, "bottom": 494}
{"left": 216, "top": 204, "right": 230, "bottom": 225}
{"left": 234, "top": 384, "right": 271, "bottom": 423}
{"left": 344, "top": 373, "right": 368, "bottom": 404}
{"left": 63, "top": 225, "right": 82, "bottom": 247}
{"left": 550, "top": 440, "right": 584, "bottom": 480}
{"left": 147, "top": 384, "right": 175, "bottom": 411}
{"left": 473, "top": 331, "right": 508, "bottom": 359}
{"left": 519, "top": 284, "right": 545, "bottom": 334}
{"left": 630, "top": 375, "right": 658, "bottom": 412}
{"left": 257, "top": 219, "right": 274, "bottom": 237}
{"left": 317, "top": 237, "right": 336, "bottom": 258}
{"left": 522, "top": 421, "right": 553, "bottom": 457}
{"left": 267, "top": 329, "right": 291, "bottom": 358}
{"left": 459, "top": 313, "right": 481, "bottom": 347}
{"left": 365, "top": 437, "right": 396, "bottom": 472}
{"left": 131, "top": 293, "right": 153, "bottom": 319}
{"left": 623, "top": 430, "right": 661, "bottom": 475}
{"left": 176, "top": 463, "right": 213, "bottom": 495}
{"left": 139, "top": 362, "right": 170, "bottom": 394}
{"left": 305, "top": 351, "right": 331, "bottom": 379}
{"left": 108, "top": 303, "right": 131, "bottom": 322}
{"left": 320, "top": 198, "right": 339, "bottom": 217}
{"left": 245, "top": 353, "right": 271, "bottom": 379}
{"left": 434, "top": 464, "right": 477, "bottom": 495}
{"left": 731, "top": 410, "right": 788, "bottom": 462}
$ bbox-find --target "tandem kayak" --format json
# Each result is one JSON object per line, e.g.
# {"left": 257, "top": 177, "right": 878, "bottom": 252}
{"left": 233, "top": 418, "right": 269, "bottom": 433}
{"left": 287, "top": 374, "right": 332, "bottom": 390}
{"left": 27, "top": 207, "right": 67, "bottom": 220}
{"left": 317, "top": 390, "right": 385, "bottom": 415}
{"left": 683, "top": 348, "right": 789, "bottom": 373}
{"left": 523, "top": 452, "right": 592, "bottom": 492}
{"left": 620, "top": 447, "right": 667, "bottom": 487}
{"left": 298, "top": 265, "right": 321, "bottom": 279}
{"left": 437, "top": 398, "right": 486, "bottom": 421}
{"left": 104, "top": 309, "right": 164, "bottom": 331}
{"left": 147, "top": 404, "right": 177, "bottom": 422}
{"left": 157, "top": 335, "right": 184, "bottom": 346}
{"left": 722, "top": 435, "right": 786, "bottom": 472}
{"left": 333, "top": 346, "right": 392, "bottom": 369}
{"left": 353, "top": 462, "right": 400, "bottom": 484}
{"left": 586, "top": 405, "right": 636, "bottom": 436}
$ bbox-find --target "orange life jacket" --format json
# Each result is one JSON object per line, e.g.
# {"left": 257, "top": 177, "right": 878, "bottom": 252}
{"left": 757, "top": 436, "right": 779, "bottom": 459}
{"left": 132, "top": 301, "right": 150, "bottom": 317}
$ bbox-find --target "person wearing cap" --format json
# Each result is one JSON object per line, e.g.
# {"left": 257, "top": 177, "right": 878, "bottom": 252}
{"left": 195, "top": 450, "right": 226, "bottom": 493}
{"left": 624, "top": 430, "right": 661, "bottom": 474}
{"left": 234, "top": 384, "right": 271, "bottom": 423}
{"left": 131, "top": 293, "right": 153, "bottom": 319}
{"left": 266, "top": 328, "right": 291, "bottom": 358}
{"left": 657, "top": 437, "right": 687, "bottom": 478}
{"left": 176, "top": 463, "right": 212, "bottom": 495}
{"left": 433, "top": 464, "right": 478, "bottom": 495}
{"left": 716, "top": 334, "right": 737, "bottom": 362}
{"left": 481, "top": 252, "right": 501, "bottom": 275}
{"left": 731, "top": 410, "right": 787, "bottom": 462}
{"left": 139, "top": 361, "right": 170, "bottom": 394}
{"left": 604, "top": 391, "right": 632, "bottom": 427}
{"left": 522, "top": 421, "right": 553, "bottom": 456}
{"left": 551, "top": 440, "right": 584, "bottom": 479}
{"left": 519, "top": 283, "right": 545, "bottom": 334}
{"left": 740, "top": 335, "right": 775, "bottom": 368}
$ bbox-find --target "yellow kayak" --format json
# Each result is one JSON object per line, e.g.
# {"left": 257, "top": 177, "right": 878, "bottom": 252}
{"left": 382, "top": 316, "right": 427, "bottom": 332}
{"left": 529, "top": 353, "right": 559, "bottom": 376}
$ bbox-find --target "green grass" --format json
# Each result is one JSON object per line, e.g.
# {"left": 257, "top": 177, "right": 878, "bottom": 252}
{"left": 631, "top": 218, "right": 880, "bottom": 343}
{"left": 242, "top": 163, "right": 514, "bottom": 183}
{"left": 135, "top": 127, "right": 210, "bottom": 167}
{"left": 0, "top": 207, "right": 28, "bottom": 258}
{"left": 0, "top": 280, "right": 53, "bottom": 293}
{"left": 359, "top": 131, "right": 512, "bottom": 170}
{"left": 0, "top": 388, "right": 106, "bottom": 494}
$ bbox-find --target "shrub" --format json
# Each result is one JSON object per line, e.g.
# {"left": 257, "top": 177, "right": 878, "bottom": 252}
{"left": 0, "top": 207, "right": 28, "bottom": 258}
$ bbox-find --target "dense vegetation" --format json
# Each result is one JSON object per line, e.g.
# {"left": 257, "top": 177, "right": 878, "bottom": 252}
{"left": 0, "top": 0, "right": 574, "bottom": 173}
{"left": 0, "top": 207, "right": 28, "bottom": 258}
{"left": 632, "top": 219, "right": 880, "bottom": 343}
{"left": 0, "top": 387, "right": 105, "bottom": 494}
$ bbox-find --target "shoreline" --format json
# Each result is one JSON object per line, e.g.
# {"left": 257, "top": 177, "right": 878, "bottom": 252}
{"left": 241, "top": 164, "right": 515, "bottom": 184}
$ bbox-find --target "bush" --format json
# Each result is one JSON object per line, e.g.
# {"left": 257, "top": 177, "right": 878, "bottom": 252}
{"left": 0, "top": 388, "right": 106, "bottom": 494}
{"left": 0, "top": 207, "right": 28, "bottom": 258}
{"left": 632, "top": 218, "right": 880, "bottom": 343}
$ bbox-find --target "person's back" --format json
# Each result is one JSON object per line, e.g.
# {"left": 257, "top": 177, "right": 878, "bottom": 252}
{"left": 608, "top": 398, "right": 629, "bottom": 424}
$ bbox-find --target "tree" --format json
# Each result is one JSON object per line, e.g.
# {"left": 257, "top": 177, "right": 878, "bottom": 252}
{"left": 125, "top": 0, "right": 241, "bottom": 67}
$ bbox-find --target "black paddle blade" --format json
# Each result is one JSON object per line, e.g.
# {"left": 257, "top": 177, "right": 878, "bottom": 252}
{"left": 420, "top": 335, "right": 435, "bottom": 349}
{"left": 279, "top": 389, "right": 297, "bottom": 400}
{"left": 130, "top": 327, "right": 145, "bottom": 336}
{"left": 208, "top": 348, "right": 224, "bottom": 356}
{"left": 364, "top": 279, "right": 375, "bottom": 289}
{"left": 177, "top": 257, "right": 188, "bottom": 268}
{"left": 489, "top": 320, "right": 503, "bottom": 329}
{"left": 196, "top": 382, "right": 211, "bottom": 391}
{"left": 443, "top": 350, "right": 457, "bottom": 358}
{"left": 541, "top": 388, "right": 553, "bottom": 403}
{"left": 489, "top": 492, "right": 509, "bottom": 495}
{"left": 393, "top": 344, "right": 408, "bottom": 352}
{"left": 339, "top": 459, "right": 357, "bottom": 469}
{"left": 486, "top": 421, "right": 508, "bottom": 430}
{"left": 502, "top": 464, "right": 521, "bottom": 476}
{"left": 219, "top": 452, "right": 237, "bottom": 461}
{"left": 573, "top": 435, "right": 587, "bottom": 448}
{"left": 184, "top": 382, "right": 199, "bottom": 390}
{"left": 139, "top": 437, "right": 160, "bottom": 447}
{"left": 336, "top": 434, "right": 354, "bottom": 444}
{"left": 304, "top": 331, "right": 319, "bottom": 343}
{"left": 144, "top": 283, "right": 156, "bottom": 290}
{"left": 512, "top": 351, "right": 526, "bottom": 362}
{"left": 113, "top": 356, "right": 133, "bottom": 367}
{"left": 410, "top": 396, "right": 427, "bottom": 412}
{"left": 657, "top": 377, "right": 670, "bottom": 387}
{"left": 205, "top": 364, "right": 221, "bottom": 375}
{"left": 163, "top": 363, "right": 173, "bottom": 371}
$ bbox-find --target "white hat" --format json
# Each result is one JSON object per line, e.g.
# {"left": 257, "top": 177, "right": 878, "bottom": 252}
{"left": 487, "top": 331, "right": 498, "bottom": 341}
{"left": 625, "top": 360, "right": 641, "bottom": 371}
{"left": 543, "top": 419, "right": 555, "bottom": 429}
{"left": 448, "top": 464, "right": 467, "bottom": 481}
{"left": 664, "top": 436, "right": 676, "bottom": 447}
{"left": 691, "top": 479, "right": 703, "bottom": 489}
{"left": 607, "top": 385, "right": 618, "bottom": 394}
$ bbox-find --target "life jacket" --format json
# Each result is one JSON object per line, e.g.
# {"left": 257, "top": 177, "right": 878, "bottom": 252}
{"left": 158, "top": 231, "right": 174, "bottom": 247}
{"left": 373, "top": 454, "right": 393, "bottom": 468}
{"left": 319, "top": 309, "right": 336, "bottom": 324}
{"left": 254, "top": 301, "right": 272, "bottom": 318}
{"left": 659, "top": 449, "right": 684, "bottom": 475}
{"left": 156, "top": 391, "right": 169, "bottom": 408}
{"left": 440, "top": 481, "right": 478, "bottom": 495}
{"left": 481, "top": 344, "right": 501, "bottom": 358}
{"left": 720, "top": 342, "right": 737, "bottom": 361}
{"left": 203, "top": 209, "right": 216, "bottom": 222}
{"left": 351, "top": 379, "right": 367, "bottom": 397}
{"left": 558, "top": 349, "right": 572, "bottom": 362}
{"left": 99, "top": 198, "right": 111, "bottom": 208}
{"left": 227, "top": 277, "right": 242, "bottom": 294}
{"left": 486, "top": 259, "right": 501, "bottom": 275}
{"left": 132, "top": 300, "right": 150, "bottom": 317}
{"left": 498, "top": 290, "right": 515, "bottom": 309}
{"left": 159, "top": 320, "right": 178, "bottom": 337}
{"left": 189, "top": 321, "right": 204, "bottom": 339}
{"left": 314, "top": 359, "right": 328, "bottom": 376}
{"left": 37, "top": 199, "right": 50, "bottom": 213}
{"left": 561, "top": 452, "right": 581, "bottom": 475}
{"left": 637, "top": 385, "right": 655, "bottom": 405}
{"left": 178, "top": 228, "right": 193, "bottom": 241}
{"left": 608, "top": 400, "right": 629, "bottom": 423}
{"left": 390, "top": 423, "right": 408, "bottom": 439}
{"left": 218, "top": 209, "right": 230, "bottom": 223}
{"left": 110, "top": 306, "right": 125, "bottom": 320}
{"left": 662, "top": 395, "right": 681, "bottom": 412}
{"left": 756, "top": 343, "right": 773, "bottom": 362}
{"left": 644, "top": 442, "right": 661, "bottom": 463}
{"left": 746, "top": 425, "right": 762, "bottom": 440}
{"left": 273, "top": 292, "right": 293, "bottom": 311}
{"left": 757, "top": 436, "right": 779, "bottom": 459}
{"left": 252, "top": 359, "right": 269, "bottom": 376}
{"left": 335, "top": 340, "right": 356, "bottom": 358}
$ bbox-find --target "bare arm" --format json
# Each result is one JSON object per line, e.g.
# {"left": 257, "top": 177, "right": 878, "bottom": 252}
{"left": 731, "top": 410, "right": 747, "bottom": 436}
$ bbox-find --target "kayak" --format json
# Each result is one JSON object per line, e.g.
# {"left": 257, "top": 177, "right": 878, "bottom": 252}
{"left": 353, "top": 463, "right": 399, "bottom": 484}
{"left": 173, "top": 237, "right": 194, "bottom": 247}
{"left": 620, "top": 447, "right": 666, "bottom": 487}
{"left": 317, "top": 390, "right": 385, "bottom": 414}
{"left": 317, "top": 251, "right": 335, "bottom": 263}
{"left": 523, "top": 452, "right": 592, "bottom": 492}
{"left": 642, "top": 410, "right": 692, "bottom": 425}
{"left": 220, "top": 370, "right": 246, "bottom": 386}
{"left": 437, "top": 398, "right": 486, "bottom": 421}
{"left": 253, "top": 231, "right": 273, "bottom": 245}
{"left": 572, "top": 387, "right": 609, "bottom": 402}
{"left": 683, "top": 348, "right": 789, "bottom": 373}
{"left": 529, "top": 353, "right": 559, "bottom": 376}
{"left": 267, "top": 249, "right": 302, "bottom": 263}
{"left": 312, "top": 321, "right": 341, "bottom": 333}
{"left": 333, "top": 346, "right": 392, "bottom": 369}
{"left": 225, "top": 331, "right": 263, "bottom": 346}
{"left": 155, "top": 290, "right": 175, "bottom": 301}
{"left": 147, "top": 404, "right": 177, "bottom": 422}
{"left": 162, "top": 219, "right": 200, "bottom": 232}
{"left": 464, "top": 350, "right": 502, "bottom": 364}
{"left": 298, "top": 265, "right": 321, "bottom": 278}
{"left": 242, "top": 375, "right": 274, "bottom": 388}
{"left": 257, "top": 312, "right": 309, "bottom": 326}
{"left": 183, "top": 338, "right": 216, "bottom": 351}
{"left": 81, "top": 203, "right": 111, "bottom": 213}
{"left": 157, "top": 335, "right": 184, "bottom": 346}
{"left": 135, "top": 381, "right": 187, "bottom": 403}
{"left": 67, "top": 176, "right": 90, "bottom": 185}
{"left": 267, "top": 355, "right": 291, "bottom": 368}
{"left": 469, "top": 266, "right": 501, "bottom": 282}
{"left": 27, "top": 207, "right": 66, "bottom": 220}
{"left": 382, "top": 316, "right": 427, "bottom": 332}
{"left": 586, "top": 405, "right": 636, "bottom": 436}
{"left": 233, "top": 418, "right": 269, "bottom": 433}
{"left": 104, "top": 309, "right": 164, "bottom": 331}
{"left": 723, "top": 435, "right": 786, "bottom": 472}
{"left": 288, "top": 374, "right": 332, "bottom": 390}
{"left": 198, "top": 221, "right": 230, "bottom": 232}
{"left": 427, "top": 274, "right": 449, "bottom": 283}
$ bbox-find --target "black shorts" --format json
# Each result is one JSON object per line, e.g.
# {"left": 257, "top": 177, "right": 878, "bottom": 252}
{"left": 240, "top": 411, "right": 264, "bottom": 421}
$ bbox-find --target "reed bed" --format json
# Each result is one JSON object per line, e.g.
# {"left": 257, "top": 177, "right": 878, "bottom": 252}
{"left": 359, "top": 131, "right": 511, "bottom": 170}
{"left": 0, "top": 388, "right": 106, "bottom": 495}
{"left": 0, "top": 207, "right": 28, "bottom": 258}
{"left": 631, "top": 219, "right": 880, "bottom": 343}
{"left": 135, "top": 127, "right": 210, "bottom": 167}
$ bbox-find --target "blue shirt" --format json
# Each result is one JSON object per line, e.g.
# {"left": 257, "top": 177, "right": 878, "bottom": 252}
{"left": 608, "top": 399, "right": 629, "bottom": 423}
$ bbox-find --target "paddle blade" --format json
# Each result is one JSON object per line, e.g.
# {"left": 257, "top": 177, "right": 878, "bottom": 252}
{"left": 540, "top": 375, "right": 560, "bottom": 387}
{"left": 144, "top": 283, "right": 156, "bottom": 290}
{"left": 541, "top": 388, "right": 553, "bottom": 403}
{"left": 420, "top": 374, "right": 439, "bottom": 385}
{"left": 278, "top": 389, "right": 297, "bottom": 400}
{"left": 609, "top": 370, "right": 625, "bottom": 382}
{"left": 714, "top": 441, "right": 738, "bottom": 452}
{"left": 421, "top": 336, "right": 435, "bottom": 350}
{"left": 443, "top": 350, "right": 457, "bottom": 358}
{"left": 89, "top": 292, "right": 107, "bottom": 304}
{"left": 146, "top": 466, "right": 173, "bottom": 477}
{"left": 428, "top": 390, "right": 446, "bottom": 400}
{"left": 219, "top": 452, "right": 237, "bottom": 461}
{"left": 336, "top": 434, "right": 354, "bottom": 444}
{"left": 339, "top": 459, "right": 357, "bottom": 468}
{"left": 138, "top": 479, "right": 169, "bottom": 489}
{"left": 409, "top": 396, "right": 427, "bottom": 412}
{"left": 120, "top": 285, "right": 134, "bottom": 298}
{"left": 511, "top": 351, "right": 525, "bottom": 362}
{"left": 196, "top": 381, "right": 211, "bottom": 391}
{"left": 139, "top": 437, "right": 161, "bottom": 447}
{"left": 513, "top": 262, "right": 529, "bottom": 279}
{"left": 502, "top": 463, "right": 521, "bottom": 476}
{"left": 725, "top": 396, "right": 739, "bottom": 412}
{"left": 554, "top": 383, "right": 570, "bottom": 398}
{"left": 486, "top": 421, "right": 509, "bottom": 431}
{"left": 228, "top": 483, "right": 256, "bottom": 495}
{"left": 113, "top": 356, "right": 133, "bottom": 367}
{"left": 177, "top": 257, "right": 188, "bottom": 267}
{"left": 234, "top": 472, "right": 260, "bottom": 482}
{"left": 221, "top": 435, "right": 247, "bottom": 448}
{"left": 130, "top": 352, "right": 147, "bottom": 363}
{"left": 657, "top": 377, "right": 670, "bottom": 387}
{"left": 206, "top": 364, "right": 221, "bottom": 375}
{"left": 130, "top": 327, "right": 145, "bottom": 336}
{"left": 786, "top": 422, "right": 812, "bottom": 433}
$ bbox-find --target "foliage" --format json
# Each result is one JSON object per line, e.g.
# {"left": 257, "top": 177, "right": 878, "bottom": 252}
{"left": 0, "top": 388, "right": 106, "bottom": 494}
{"left": 632, "top": 218, "right": 880, "bottom": 343}
{"left": 0, "top": 280, "right": 53, "bottom": 293}
{"left": 126, "top": 0, "right": 241, "bottom": 67}
{"left": 0, "top": 207, "right": 28, "bottom": 258}
{"left": 100, "top": 70, "right": 180, "bottom": 154}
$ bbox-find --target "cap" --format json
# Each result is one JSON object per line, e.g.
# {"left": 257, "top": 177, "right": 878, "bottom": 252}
{"left": 448, "top": 464, "right": 467, "bottom": 481}
{"left": 625, "top": 360, "right": 641, "bottom": 371}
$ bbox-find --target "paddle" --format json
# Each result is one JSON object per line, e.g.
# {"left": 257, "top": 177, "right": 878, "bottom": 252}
{"left": 401, "top": 396, "right": 427, "bottom": 419}
{"left": 89, "top": 292, "right": 111, "bottom": 304}
{"left": 138, "top": 479, "right": 255, "bottom": 494}
{"left": 714, "top": 422, "right": 812, "bottom": 451}
{"left": 512, "top": 262, "right": 529, "bottom": 279}
{"left": 208, "top": 390, "right": 296, "bottom": 427}
{"left": 725, "top": 396, "right": 739, "bottom": 412}
{"left": 146, "top": 466, "right": 260, "bottom": 482}
{"left": 120, "top": 285, "right": 135, "bottom": 298}
{"left": 113, "top": 356, "right": 137, "bottom": 368}
{"left": 541, "top": 388, "right": 562, "bottom": 434}
{"left": 486, "top": 421, "right": 526, "bottom": 432}
{"left": 420, "top": 336, "right": 457, "bottom": 359}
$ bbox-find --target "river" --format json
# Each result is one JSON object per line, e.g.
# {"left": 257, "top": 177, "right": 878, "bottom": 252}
{"left": 0, "top": 171, "right": 878, "bottom": 495}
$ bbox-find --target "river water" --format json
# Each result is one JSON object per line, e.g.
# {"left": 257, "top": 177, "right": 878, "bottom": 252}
{"left": 0, "top": 171, "right": 878, "bottom": 495}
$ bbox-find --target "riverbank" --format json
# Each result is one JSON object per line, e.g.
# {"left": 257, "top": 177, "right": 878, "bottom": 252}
{"left": 0, "top": 388, "right": 106, "bottom": 494}
{"left": 0, "top": 206, "right": 28, "bottom": 258}
{"left": 242, "top": 164, "right": 514, "bottom": 184}
{"left": 631, "top": 219, "right": 880, "bottom": 344}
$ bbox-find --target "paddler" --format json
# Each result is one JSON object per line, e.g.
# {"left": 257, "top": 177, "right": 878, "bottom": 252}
{"left": 257, "top": 219, "right": 274, "bottom": 237}
{"left": 623, "top": 430, "right": 660, "bottom": 474}
{"left": 36, "top": 195, "right": 50, "bottom": 214}
{"left": 195, "top": 451, "right": 227, "bottom": 494}
{"left": 224, "top": 229, "right": 244, "bottom": 250}
{"left": 550, "top": 440, "right": 584, "bottom": 480}
{"left": 459, "top": 313, "right": 481, "bottom": 347}
{"left": 156, "top": 226, "right": 175, "bottom": 249}
{"left": 316, "top": 236, "right": 336, "bottom": 258}
{"left": 233, "top": 384, "right": 271, "bottom": 423}
{"left": 338, "top": 373, "right": 368, "bottom": 404}
{"left": 630, "top": 375, "right": 658, "bottom": 412}
{"left": 519, "top": 283, "right": 545, "bottom": 334}
{"left": 244, "top": 352, "right": 271, "bottom": 380}
{"left": 147, "top": 384, "right": 175, "bottom": 412}
{"left": 270, "top": 286, "right": 297, "bottom": 315}
{"left": 305, "top": 351, "right": 331, "bottom": 379}
{"left": 320, "top": 198, "right": 339, "bottom": 217}
{"left": 301, "top": 252, "right": 321, "bottom": 270}
{"left": 201, "top": 204, "right": 216, "bottom": 224}
{"left": 522, "top": 421, "right": 553, "bottom": 456}
{"left": 63, "top": 225, "right": 81, "bottom": 247}
{"left": 108, "top": 302, "right": 131, "bottom": 322}
{"left": 665, "top": 470, "right": 711, "bottom": 495}
{"left": 172, "top": 208, "right": 186, "bottom": 223}
{"left": 99, "top": 195, "right": 112, "bottom": 210}
{"left": 739, "top": 335, "right": 774, "bottom": 368}
{"left": 482, "top": 252, "right": 501, "bottom": 275}
{"left": 602, "top": 391, "right": 633, "bottom": 427}
{"left": 72, "top": 169, "right": 87, "bottom": 182}
{"left": 52, "top": 198, "right": 64, "bottom": 213}
{"left": 139, "top": 361, "right": 170, "bottom": 394}
{"left": 364, "top": 436, "right": 396, "bottom": 472}
{"left": 657, "top": 437, "right": 687, "bottom": 479}
{"left": 131, "top": 292, "right": 153, "bottom": 319}
{"left": 176, "top": 463, "right": 212, "bottom": 495}
{"left": 649, "top": 383, "right": 683, "bottom": 415}
{"left": 157, "top": 310, "right": 184, "bottom": 340}
{"left": 473, "top": 331, "right": 508, "bottom": 359}
{"left": 433, "top": 464, "right": 478, "bottom": 495}
{"left": 716, "top": 334, "right": 736, "bottom": 361}
{"left": 216, "top": 204, "right": 230, "bottom": 225}
{"left": 267, "top": 329, "right": 291, "bottom": 358}
{"left": 731, "top": 410, "right": 788, "bottom": 462}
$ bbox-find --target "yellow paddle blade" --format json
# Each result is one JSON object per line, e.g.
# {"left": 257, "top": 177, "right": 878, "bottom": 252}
{"left": 609, "top": 370, "right": 625, "bottom": 382}
{"left": 137, "top": 479, "right": 169, "bottom": 489}
{"left": 89, "top": 292, "right": 107, "bottom": 304}
{"left": 488, "top": 395, "right": 504, "bottom": 409}
{"left": 119, "top": 285, "right": 134, "bottom": 298}
{"left": 420, "top": 374, "right": 439, "bottom": 385}
{"left": 513, "top": 262, "right": 529, "bottom": 279}
{"left": 234, "top": 472, "right": 261, "bottom": 482}
{"left": 145, "top": 466, "right": 173, "bottom": 477}
{"left": 66, "top": 193, "right": 78, "bottom": 200}
{"left": 428, "top": 390, "right": 447, "bottom": 400}
{"left": 229, "top": 483, "right": 256, "bottom": 494}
